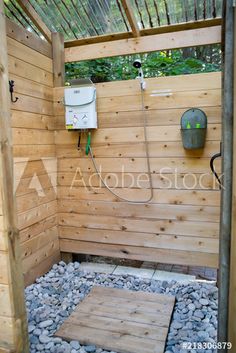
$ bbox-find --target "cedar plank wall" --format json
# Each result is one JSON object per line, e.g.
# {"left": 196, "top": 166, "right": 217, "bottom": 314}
{"left": 0, "top": 189, "right": 16, "bottom": 351}
{"left": 7, "top": 30, "right": 60, "bottom": 285}
{"left": 54, "top": 72, "right": 221, "bottom": 268}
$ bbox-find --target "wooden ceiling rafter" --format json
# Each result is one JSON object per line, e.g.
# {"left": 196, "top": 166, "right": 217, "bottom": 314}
{"left": 120, "top": 0, "right": 140, "bottom": 37}
{"left": 65, "top": 25, "right": 221, "bottom": 62}
{"left": 15, "top": 0, "right": 52, "bottom": 43}
{"left": 64, "top": 17, "right": 222, "bottom": 48}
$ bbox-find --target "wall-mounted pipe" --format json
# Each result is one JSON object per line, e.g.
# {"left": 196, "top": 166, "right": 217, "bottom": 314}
{"left": 218, "top": 0, "right": 234, "bottom": 351}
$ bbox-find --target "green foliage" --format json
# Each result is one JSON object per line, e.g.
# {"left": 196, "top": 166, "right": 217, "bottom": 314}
{"left": 65, "top": 45, "right": 221, "bottom": 83}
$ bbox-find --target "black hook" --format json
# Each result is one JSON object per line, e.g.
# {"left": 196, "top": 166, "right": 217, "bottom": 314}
{"left": 9, "top": 80, "right": 18, "bottom": 103}
{"left": 210, "top": 142, "right": 222, "bottom": 189}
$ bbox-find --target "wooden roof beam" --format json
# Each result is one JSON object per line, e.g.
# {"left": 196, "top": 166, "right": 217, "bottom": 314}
{"left": 120, "top": 0, "right": 140, "bottom": 37}
{"left": 64, "top": 18, "right": 222, "bottom": 48}
{"left": 65, "top": 25, "right": 221, "bottom": 62}
{"left": 15, "top": 0, "right": 52, "bottom": 43}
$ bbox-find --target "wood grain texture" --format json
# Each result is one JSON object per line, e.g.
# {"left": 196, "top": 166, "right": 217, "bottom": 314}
{"left": 60, "top": 240, "right": 218, "bottom": 267}
{"left": 65, "top": 26, "right": 221, "bottom": 62}
{"left": 7, "top": 32, "right": 59, "bottom": 285}
{"left": 56, "top": 72, "right": 221, "bottom": 267}
{"left": 7, "top": 37, "right": 53, "bottom": 72}
{"left": 52, "top": 32, "right": 65, "bottom": 87}
{"left": 6, "top": 18, "right": 52, "bottom": 58}
{"left": 56, "top": 286, "right": 175, "bottom": 353}
{"left": 0, "top": 3, "right": 29, "bottom": 351}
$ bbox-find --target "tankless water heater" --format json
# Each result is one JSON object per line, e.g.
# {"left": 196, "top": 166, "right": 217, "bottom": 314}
{"left": 64, "top": 84, "right": 97, "bottom": 130}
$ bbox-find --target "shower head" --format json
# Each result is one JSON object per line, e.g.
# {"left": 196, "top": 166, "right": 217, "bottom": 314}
{"left": 133, "top": 59, "right": 146, "bottom": 90}
{"left": 133, "top": 59, "right": 142, "bottom": 69}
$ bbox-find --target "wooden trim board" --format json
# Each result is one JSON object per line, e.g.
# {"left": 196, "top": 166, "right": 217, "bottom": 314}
{"left": 65, "top": 26, "right": 221, "bottom": 62}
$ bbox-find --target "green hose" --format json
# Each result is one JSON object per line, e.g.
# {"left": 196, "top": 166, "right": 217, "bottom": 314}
{"left": 85, "top": 132, "right": 91, "bottom": 155}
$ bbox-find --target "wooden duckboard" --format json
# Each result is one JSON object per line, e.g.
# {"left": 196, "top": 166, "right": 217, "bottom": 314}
{"left": 55, "top": 286, "right": 175, "bottom": 353}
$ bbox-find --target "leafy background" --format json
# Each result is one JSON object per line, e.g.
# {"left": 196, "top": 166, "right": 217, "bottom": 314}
{"left": 65, "top": 44, "right": 221, "bottom": 83}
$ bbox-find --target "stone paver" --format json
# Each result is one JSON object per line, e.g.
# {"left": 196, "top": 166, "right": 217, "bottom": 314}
{"left": 113, "top": 265, "right": 155, "bottom": 279}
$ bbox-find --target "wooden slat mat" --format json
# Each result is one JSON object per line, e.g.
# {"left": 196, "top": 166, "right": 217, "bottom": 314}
{"left": 55, "top": 286, "right": 175, "bottom": 353}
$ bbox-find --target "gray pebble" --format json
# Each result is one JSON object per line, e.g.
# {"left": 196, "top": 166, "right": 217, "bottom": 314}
{"left": 199, "top": 298, "right": 209, "bottom": 306}
{"left": 188, "top": 303, "right": 195, "bottom": 311}
{"left": 197, "top": 330, "right": 210, "bottom": 340}
{"left": 84, "top": 345, "right": 96, "bottom": 353}
{"left": 70, "top": 341, "right": 80, "bottom": 349}
{"left": 39, "top": 320, "right": 53, "bottom": 329}
{"left": 171, "top": 321, "right": 183, "bottom": 330}
{"left": 39, "top": 335, "right": 52, "bottom": 344}
{"left": 193, "top": 310, "right": 205, "bottom": 319}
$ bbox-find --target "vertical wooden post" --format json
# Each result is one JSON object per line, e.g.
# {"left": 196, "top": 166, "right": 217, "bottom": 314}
{"left": 229, "top": 5, "right": 236, "bottom": 351}
{"left": 0, "top": 1, "right": 29, "bottom": 352}
{"left": 52, "top": 32, "right": 65, "bottom": 87}
{"left": 52, "top": 32, "right": 72, "bottom": 263}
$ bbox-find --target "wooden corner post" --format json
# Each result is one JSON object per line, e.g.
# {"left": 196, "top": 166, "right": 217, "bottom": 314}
{"left": 52, "top": 32, "right": 65, "bottom": 87}
{"left": 52, "top": 32, "right": 72, "bottom": 263}
{"left": 0, "top": 1, "right": 29, "bottom": 352}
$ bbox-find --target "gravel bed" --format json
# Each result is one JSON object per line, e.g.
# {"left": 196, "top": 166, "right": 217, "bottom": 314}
{"left": 26, "top": 261, "right": 218, "bottom": 353}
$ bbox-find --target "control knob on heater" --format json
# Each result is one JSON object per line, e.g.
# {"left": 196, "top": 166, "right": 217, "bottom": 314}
{"left": 82, "top": 114, "right": 88, "bottom": 125}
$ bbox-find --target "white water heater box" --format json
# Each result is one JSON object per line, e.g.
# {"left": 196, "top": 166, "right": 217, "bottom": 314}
{"left": 64, "top": 86, "right": 97, "bottom": 130}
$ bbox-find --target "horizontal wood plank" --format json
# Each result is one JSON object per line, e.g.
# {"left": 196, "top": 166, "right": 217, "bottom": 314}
{"left": 11, "top": 111, "right": 54, "bottom": 130}
{"left": 58, "top": 200, "right": 220, "bottom": 222}
{"left": 18, "top": 199, "right": 57, "bottom": 230}
{"left": 24, "top": 251, "right": 60, "bottom": 286}
{"left": 17, "top": 187, "right": 56, "bottom": 213}
{"left": 13, "top": 145, "right": 56, "bottom": 159}
{"left": 22, "top": 238, "right": 60, "bottom": 275}
{"left": 19, "top": 215, "right": 57, "bottom": 244}
{"left": 60, "top": 240, "right": 218, "bottom": 267}
{"left": 54, "top": 89, "right": 221, "bottom": 115}
{"left": 21, "top": 226, "right": 58, "bottom": 259}
{"left": 65, "top": 26, "right": 221, "bottom": 62}
{"left": 56, "top": 140, "right": 221, "bottom": 158}
{"left": 55, "top": 106, "right": 221, "bottom": 130}
{"left": 57, "top": 171, "right": 220, "bottom": 190}
{"left": 11, "top": 97, "right": 53, "bottom": 116}
{"left": 58, "top": 156, "right": 221, "bottom": 174}
{"left": 58, "top": 186, "right": 220, "bottom": 206}
{"left": 58, "top": 213, "right": 219, "bottom": 237}
{"left": 10, "top": 74, "right": 53, "bottom": 102}
{"left": 8, "top": 55, "right": 53, "bottom": 87}
{"left": 54, "top": 72, "right": 221, "bottom": 100}
{"left": 59, "top": 226, "right": 219, "bottom": 253}
{"left": 6, "top": 19, "right": 52, "bottom": 58}
{"left": 7, "top": 37, "right": 53, "bottom": 73}
{"left": 55, "top": 124, "right": 221, "bottom": 145}
{"left": 13, "top": 129, "right": 54, "bottom": 145}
